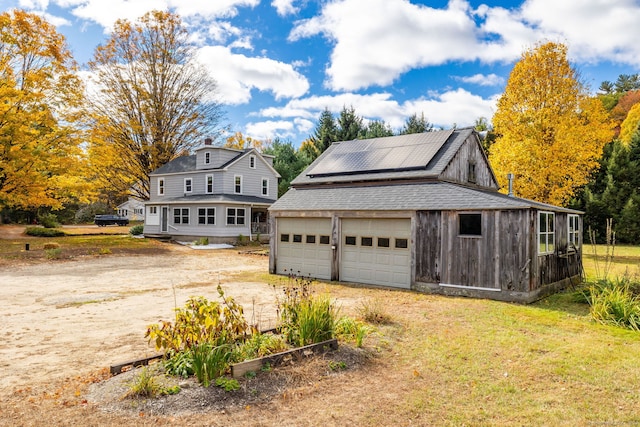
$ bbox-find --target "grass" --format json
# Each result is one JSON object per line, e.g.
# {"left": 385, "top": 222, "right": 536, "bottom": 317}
{"left": 582, "top": 243, "right": 640, "bottom": 280}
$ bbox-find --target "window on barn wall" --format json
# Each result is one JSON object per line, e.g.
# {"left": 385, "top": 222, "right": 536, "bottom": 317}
{"left": 459, "top": 213, "right": 482, "bottom": 236}
{"left": 539, "top": 211, "right": 555, "bottom": 254}
{"left": 568, "top": 214, "right": 580, "bottom": 250}
{"left": 467, "top": 161, "right": 477, "bottom": 183}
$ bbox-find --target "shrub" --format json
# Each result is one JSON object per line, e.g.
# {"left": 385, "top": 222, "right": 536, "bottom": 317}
{"left": 587, "top": 278, "right": 640, "bottom": 331}
{"left": 45, "top": 248, "right": 62, "bottom": 259}
{"left": 38, "top": 213, "right": 60, "bottom": 228}
{"left": 164, "top": 351, "right": 194, "bottom": 378}
{"left": 233, "top": 332, "right": 288, "bottom": 362}
{"left": 74, "top": 202, "right": 110, "bottom": 224}
{"left": 125, "top": 366, "right": 165, "bottom": 398}
{"left": 25, "top": 227, "right": 65, "bottom": 237}
{"left": 129, "top": 224, "right": 144, "bottom": 236}
{"left": 194, "top": 237, "right": 209, "bottom": 245}
{"left": 146, "top": 285, "right": 253, "bottom": 354}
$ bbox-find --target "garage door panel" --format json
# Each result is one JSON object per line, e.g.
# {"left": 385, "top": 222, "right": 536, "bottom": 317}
{"left": 340, "top": 218, "right": 411, "bottom": 288}
{"left": 276, "top": 218, "right": 332, "bottom": 280}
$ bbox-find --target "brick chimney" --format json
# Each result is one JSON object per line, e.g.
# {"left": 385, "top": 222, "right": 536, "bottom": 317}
{"left": 204, "top": 138, "right": 212, "bottom": 145}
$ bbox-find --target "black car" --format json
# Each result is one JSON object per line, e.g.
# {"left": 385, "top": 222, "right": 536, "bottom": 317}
{"left": 94, "top": 214, "right": 129, "bottom": 226}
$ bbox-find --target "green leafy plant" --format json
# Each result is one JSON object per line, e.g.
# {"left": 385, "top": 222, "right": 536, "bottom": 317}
{"left": 25, "top": 227, "right": 65, "bottom": 237}
{"left": 38, "top": 213, "right": 60, "bottom": 228}
{"left": 328, "top": 360, "right": 347, "bottom": 371}
{"left": 335, "top": 316, "right": 369, "bottom": 348}
{"left": 587, "top": 278, "right": 640, "bottom": 331}
{"left": 296, "top": 294, "right": 338, "bottom": 346}
{"left": 233, "top": 332, "right": 289, "bottom": 362}
{"left": 194, "top": 237, "right": 209, "bottom": 246}
{"left": 191, "top": 343, "right": 233, "bottom": 387}
{"left": 163, "top": 351, "right": 194, "bottom": 378}
{"left": 146, "top": 285, "right": 253, "bottom": 354}
{"left": 129, "top": 224, "right": 144, "bottom": 236}
{"left": 215, "top": 377, "right": 240, "bottom": 391}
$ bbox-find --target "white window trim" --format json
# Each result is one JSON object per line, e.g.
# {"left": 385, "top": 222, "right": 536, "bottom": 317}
{"left": 249, "top": 155, "right": 256, "bottom": 169}
{"left": 184, "top": 177, "right": 193, "bottom": 193}
{"left": 206, "top": 174, "right": 214, "bottom": 194}
{"left": 568, "top": 214, "right": 580, "bottom": 251}
{"left": 226, "top": 207, "right": 246, "bottom": 226}
{"left": 158, "top": 178, "right": 165, "bottom": 196}
{"left": 173, "top": 207, "right": 190, "bottom": 225}
{"left": 204, "top": 152, "right": 211, "bottom": 165}
{"left": 234, "top": 175, "right": 243, "bottom": 194}
{"left": 261, "top": 177, "right": 269, "bottom": 196}
{"left": 197, "top": 207, "right": 216, "bottom": 225}
{"left": 538, "top": 211, "right": 555, "bottom": 255}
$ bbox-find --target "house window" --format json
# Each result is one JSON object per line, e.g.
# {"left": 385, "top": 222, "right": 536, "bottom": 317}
{"left": 319, "top": 235, "right": 330, "bottom": 244}
{"left": 173, "top": 208, "right": 189, "bottom": 224}
{"left": 280, "top": 234, "right": 290, "bottom": 242}
{"left": 149, "top": 206, "right": 157, "bottom": 215}
{"left": 468, "top": 161, "right": 477, "bottom": 184}
{"left": 205, "top": 152, "right": 211, "bottom": 165}
{"left": 306, "top": 235, "right": 316, "bottom": 244}
{"left": 568, "top": 214, "right": 580, "bottom": 250}
{"left": 459, "top": 213, "right": 482, "bottom": 236}
{"left": 198, "top": 208, "right": 215, "bottom": 225}
{"left": 234, "top": 175, "right": 242, "bottom": 194}
{"left": 184, "top": 178, "right": 192, "bottom": 193}
{"left": 262, "top": 178, "right": 269, "bottom": 196}
{"left": 539, "top": 211, "right": 555, "bottom": 254}
{"left": 206, "top": 175, "right": 214, "bottom": 194}
{"left": 250, "top": 155, "right": 256, "bottom": 169}
{"left": 378, "top": 237, "right": 390, "bottom": 248}
{"left": 226, "top": 208, "right": 245, "bottom": 225}
{"left": 158, "top": 178, "right": 165, "bottom": 196}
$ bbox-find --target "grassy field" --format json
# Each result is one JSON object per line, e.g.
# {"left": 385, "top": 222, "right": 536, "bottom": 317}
{"left": 582, "top": 243, "right": 640, "bottom": 280}
{"left": 1, "top": 230, "right": 639, "bottom": 425}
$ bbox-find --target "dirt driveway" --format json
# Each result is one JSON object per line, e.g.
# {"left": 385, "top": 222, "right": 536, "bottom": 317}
{"left": 0, "top": 244, "right": 279, "bottom": 391}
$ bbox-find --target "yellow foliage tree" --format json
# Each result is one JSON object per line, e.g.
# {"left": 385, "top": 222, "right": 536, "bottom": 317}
{"left": 224, "top": 131, "right": 266, "bottom": 151}
{"left": 0, "top": 10, "right": 90, "bottom": 212}
{"left": 490, "top": 42, "right": 614, "bottom": 206}
{"left": 619, "top": 102, "right": 640, "bottom": 146}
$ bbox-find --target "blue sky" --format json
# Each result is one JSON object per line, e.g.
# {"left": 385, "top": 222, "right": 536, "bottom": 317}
{"left": 3, "top": 0, "right": 640, "bottom": 146}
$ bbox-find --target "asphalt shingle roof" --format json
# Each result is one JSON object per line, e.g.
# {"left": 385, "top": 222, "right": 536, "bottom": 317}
{"left": 269, "top": 182, "right": 581, "bottom": 213}
{"left": 147, "top": 194, "right": 274, "bottom": 205}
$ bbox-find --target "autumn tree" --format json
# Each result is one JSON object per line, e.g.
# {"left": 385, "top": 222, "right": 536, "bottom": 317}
{"left": 224, "top": 131, "right": 266, "bottom": 151}
{"left": 86, "top": 10, "right": 225, "bottom": 201}
{"left": 489, "top": 42, "right": 614, "bottom": 205}
{"left": 0, "top": 10, "right": 89, "bottom": 217}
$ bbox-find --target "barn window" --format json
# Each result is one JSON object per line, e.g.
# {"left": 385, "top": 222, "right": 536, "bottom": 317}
{"left": 280, "top": 234, "right": 289, "bottom": 242}
{"left": 306, "top": 235, "right": 316, "bottom": 244}
{"left": 377, "top": 237, "right": 390, "bottom": 248}
{"left": 345, "top": 236, "right": 356, "bottom": 245}
{"left": 319, "top": 235, "right": 330, "bottom": 244}
{"left": 293, "top": 234, "right": 302, "bottom": 243}
{"left": 568, "top": 214, "right": 580, "bottom": 250}
{"left": 539, "top": 211, "right": 555, "bottom": 254}
{"left": 395, "top": 238, "right": 408, "bottom": 249}
{"left": 459, "top": 213, "right": 482, "bottom": 236}
{"left": 361, "top": 237, "right": 373, "bottom": 247}
{"left": 468, "top": 161, "right": 477, "bottom": 183}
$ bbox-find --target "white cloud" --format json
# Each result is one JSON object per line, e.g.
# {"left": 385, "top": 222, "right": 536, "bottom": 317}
{"left": 254, "top": 89, "right": 497, "bottom": 133}
{"left": 290, "top": 0, "right": 640, "bottom": 92}
{"left": 196, "top": 46, "right": 309, "bottom": 105}
{"left": 169, "top": 0, "right": 259, "bottom": 19}
{"left": 271, "top": 0, "right": 298, "bottom": 16}
{"left": 454, "top": 73, "right": 505, "bottom": 86}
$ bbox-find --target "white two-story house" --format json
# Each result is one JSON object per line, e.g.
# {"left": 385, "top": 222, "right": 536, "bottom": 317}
{"left": 143, "top": 140, "right": 280, "bottom": 243}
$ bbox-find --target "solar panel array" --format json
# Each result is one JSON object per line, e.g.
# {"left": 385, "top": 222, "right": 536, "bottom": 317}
{"left": 306, "top": 130, "right": 454, "bottom": 177}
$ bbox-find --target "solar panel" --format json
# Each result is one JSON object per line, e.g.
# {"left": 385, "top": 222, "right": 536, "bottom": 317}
{"left": 306, "top": 130, "right": 454, "bottom": 177}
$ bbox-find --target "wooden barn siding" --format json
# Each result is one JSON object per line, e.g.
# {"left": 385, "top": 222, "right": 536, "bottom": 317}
{"left": 415, "top": 211, "right": 441, "bottom": 282}
{"left": 439, "top": 136, "right": 497, "bottom": 190}
{"left": 416, "top": 210, "right": 533, "bottom": 292}
{"left": 536, "top": 213, "right": 582, "bottom": 287}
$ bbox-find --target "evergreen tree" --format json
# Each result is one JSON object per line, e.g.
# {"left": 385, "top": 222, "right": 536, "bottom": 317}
{"left": 335, "top": 105, "right": 364, "bottom": 141}
{"left": 363, "top": 120, "right": 394, "bottom": 138}
{"left": 309, "top": 108, "right": 337, "bottom": 157}
{"left": 400, "top": 112, "right": 433, "bottom": 134}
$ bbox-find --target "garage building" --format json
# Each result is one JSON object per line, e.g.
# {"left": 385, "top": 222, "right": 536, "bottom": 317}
{"left": 268, "top": 128, "right": 582, "bottom": 303}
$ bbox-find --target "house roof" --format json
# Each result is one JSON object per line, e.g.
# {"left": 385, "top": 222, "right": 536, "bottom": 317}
{"left": 269, "top": 182, "right": 581, "bottom": 213}
{"left": 291, "top": 128, "right": 474, "bottom": 186}
{"left": 149, "top": 148, "right": 280, "bottom": 178}
{"left": 146, "top": 194, "right": 274, "bottom": 206}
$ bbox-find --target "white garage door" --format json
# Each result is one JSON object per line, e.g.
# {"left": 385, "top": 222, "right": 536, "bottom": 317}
{"left": 341, "top": 218, "right": 411, "bottom": 288}
{"left": 276, "top": 218, "right": 332, "bottom": 280}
